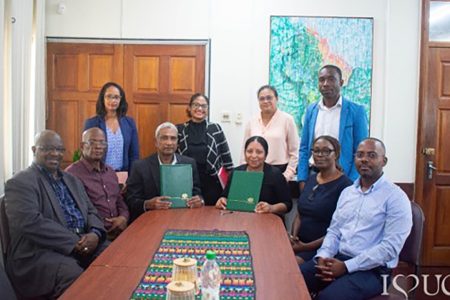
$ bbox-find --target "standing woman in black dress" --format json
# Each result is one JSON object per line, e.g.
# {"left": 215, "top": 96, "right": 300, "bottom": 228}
{"left": 177, "top": 93, "right": 234, "bottom": 205}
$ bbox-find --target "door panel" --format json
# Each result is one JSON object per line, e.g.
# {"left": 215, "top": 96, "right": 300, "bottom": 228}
{"left": 47, "top": 42, "right": 206, "bottom": 166}
{"left": 49, "top": 100, "right": 79, "bottom": 163}
{"left": 168, "top": 103, "right": 190, "bottom": 125}
{"left": 416, "top": 46, "right": 450, "bottom": 265}
{"left": 52, "top": 55, "right": 78, "bottom": 90}
{"left": 47, "top": 43, "right": 124, "bottom": 166}
{"left": 134, "top": 103, "right": 162, "bottom": 156}
{"left": 124, "top": 44, "right": 205, "bottom": 158}
{"left": 133, "top": 56, "right": 160, "bottom": 92}
{"left": 434, "top": 188, "right": 450, "bottom": 246}
{"left": 169, "top": 57, "right": 196, "bottom": 93}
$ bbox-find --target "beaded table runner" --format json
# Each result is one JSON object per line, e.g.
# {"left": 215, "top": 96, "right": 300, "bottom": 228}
{"left": 130, "top": 229, "right": 256, "bottom": 299}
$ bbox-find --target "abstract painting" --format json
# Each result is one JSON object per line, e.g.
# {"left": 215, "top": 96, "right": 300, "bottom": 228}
{"left": 269, "top": 16, "right": 373, "bottom": 134}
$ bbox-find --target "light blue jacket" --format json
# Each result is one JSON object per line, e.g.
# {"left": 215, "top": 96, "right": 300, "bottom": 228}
{"left": 297, "top": 98, "right": 368, "bottom": 182}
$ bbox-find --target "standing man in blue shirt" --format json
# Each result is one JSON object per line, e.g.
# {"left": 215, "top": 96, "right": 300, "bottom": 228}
{"left": 300, "top": 138, "right": 412, "bottom": 300}
{"left": 298, "top": 65, "right": 368, "bottom": 190}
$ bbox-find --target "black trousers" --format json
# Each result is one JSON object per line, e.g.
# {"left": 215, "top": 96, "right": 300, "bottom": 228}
{"left": 199, "top": 171, "right": 223, "bottom": 206}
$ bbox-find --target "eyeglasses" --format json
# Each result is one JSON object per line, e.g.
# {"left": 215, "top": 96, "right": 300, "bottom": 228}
{"left": 84, "top": 140, "right": 108, "bottom": 148}
{"left": 105, "top": 94, "right": 121, "bottom": 101}
{"left": 311, "top": 149, "right": 335, "bottom": 157}
{"left": 37, "top": 146, "right": 66, "bottom": 153}
{"left": 307, "top": 184, "right": 319, "bottom": 201}
{"left": 355, "top": 151, "right": 379, "bottom": 160}
{"left": 258, "top": 95, "right": 274, "bottom": 102}
{"left": 191, "top": 103, "right": 208, "bottom": 110}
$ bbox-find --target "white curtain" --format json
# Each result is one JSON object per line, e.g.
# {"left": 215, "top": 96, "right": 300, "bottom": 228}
{"left": 34, "top": 0, "right": 46, "bottom": 136}
{"left": 0, "top": 0, "right": 11, "bottom": 195}
{"left": 1, "top": 0, "right": 46, "bottom": 194}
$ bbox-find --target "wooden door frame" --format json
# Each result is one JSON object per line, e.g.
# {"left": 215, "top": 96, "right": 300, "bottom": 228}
{"left": 46, "top": 37, "right": 211, "bottom": 102}
{"left": 415, "top": 0, "right": 450, "bottom": 265}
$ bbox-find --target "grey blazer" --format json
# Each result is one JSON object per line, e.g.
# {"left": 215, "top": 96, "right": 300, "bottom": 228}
{"left": 126, "top": 153, "right": 202, "bottom": 221}
{"left": 4, "top": 164, "right": 105, "bottom": 297}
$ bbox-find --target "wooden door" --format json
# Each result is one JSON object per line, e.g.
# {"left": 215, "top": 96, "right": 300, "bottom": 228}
{"left": 123, "top": 45, "right": 205, "bottom": 157}
{"left": 46, "top": 43, "right": 124, "bottom": 166}
{"left": 416, "top": 47, "right": 450, "bottom": 266}
{"left": 415, "top": 0, "right": 450, "bottom": 266}
{"left": 47, "top": 42, "right": 205, "bottom": 166}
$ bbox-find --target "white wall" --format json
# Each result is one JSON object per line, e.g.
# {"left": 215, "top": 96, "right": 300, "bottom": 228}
{"left": 46, "top": 0, "right": 421, "bottom": 182}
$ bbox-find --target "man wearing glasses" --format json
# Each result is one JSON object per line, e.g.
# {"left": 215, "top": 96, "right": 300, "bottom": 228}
{"left": 300, "top": 138, "right": 412, "bottom": 300}
{"left": 126, "top": 122, "right": 204, "bottom": 222}
{"left": 298, "top": 64, "right": 368, "bottom": 190}
{"left": 66, "top": 127, "right": 129, "bottom": 240}
{"left": 4, "top": 130, "right": 107, "bottom": 299}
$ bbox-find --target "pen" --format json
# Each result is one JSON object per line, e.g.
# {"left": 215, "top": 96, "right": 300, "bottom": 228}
{"left": 220, "top": 210, "right": 234, "bottom": 216}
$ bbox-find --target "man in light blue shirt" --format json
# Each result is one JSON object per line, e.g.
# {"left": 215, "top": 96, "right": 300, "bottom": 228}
{"left": 301, "top": 138, "right": 412, "bottom": 300}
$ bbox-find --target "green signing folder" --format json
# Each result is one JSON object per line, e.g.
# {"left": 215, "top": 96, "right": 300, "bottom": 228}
{"left": 226, "top": 170, "right": 264, "bottom": 212}
{"left": 160, "top": 164, "right": 192, "bottom": 208}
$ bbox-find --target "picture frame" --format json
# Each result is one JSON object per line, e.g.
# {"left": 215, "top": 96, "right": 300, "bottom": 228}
{"left": 269, "top": 16, "right": 374, "bottom": 135}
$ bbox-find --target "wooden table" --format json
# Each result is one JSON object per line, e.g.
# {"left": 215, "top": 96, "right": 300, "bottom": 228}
{"left": 60, "top": 207, "right": 311, "bottom": 300}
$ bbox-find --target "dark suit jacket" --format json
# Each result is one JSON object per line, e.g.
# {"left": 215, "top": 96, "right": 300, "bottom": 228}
{"left": 126, "top": 153, "right": 202, "bottom": 221}
{"left": 84, "top": 115, "right": 139, "bottom": 172}
{"left": 4, "top": 164, "right": 105, "bottom": 297}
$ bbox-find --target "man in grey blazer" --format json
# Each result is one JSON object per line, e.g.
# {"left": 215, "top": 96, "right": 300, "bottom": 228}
{"left": 126, "top": 122, "right": 204, "bottom": 222}
{"left": 4, "top": 130, "right": 107, "bottom": 299}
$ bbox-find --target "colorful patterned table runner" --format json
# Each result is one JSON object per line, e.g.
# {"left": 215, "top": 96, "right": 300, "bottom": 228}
{"left": 131, "top": 229, "right": 256, "bottom": 299}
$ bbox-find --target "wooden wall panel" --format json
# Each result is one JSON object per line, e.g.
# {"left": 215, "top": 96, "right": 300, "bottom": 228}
{"left": 89, "top": 55, "right": 114, "bottom": 89}
{"left": 47, "top": 43, "right": 124, "bottom": 167}
{"left": 48, "top": 42, "right": 205, "bottom": 167}
{"left": 50, "top": 100, "right": 79, "bottom": 163}
{"left": 435, "top": 187, "right": 450, "bottom": 246}
{"left": 53, "top": 55, "right": 78, "bottom": 90}
{"left": 438, "top": 109, "right": 450, "bottom": 172}
{"left": 168, "top": 103, "right": 189, "bottom": 125}
{"left": 442, "top": 62, "right": 450, "bottom": 96}
{"left": 135, "top": 103, "right": 161, "bottom": 157}
{"left": 134, "top": 57, "right": 159, "bottom": 93}
{"left": 169, "top": 57, "right": 196, "bottom": 94}
{"left": 124, "top": 44, "right": 205, "bottom": 159}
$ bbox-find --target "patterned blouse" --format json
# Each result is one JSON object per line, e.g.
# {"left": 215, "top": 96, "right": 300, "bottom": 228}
{"left": 105, "top": 126, "right": 124, "bottom": 171}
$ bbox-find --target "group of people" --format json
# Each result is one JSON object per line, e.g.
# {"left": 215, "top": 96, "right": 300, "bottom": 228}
{"left": 2, "top": 64, "right": 413, "bottom": 300}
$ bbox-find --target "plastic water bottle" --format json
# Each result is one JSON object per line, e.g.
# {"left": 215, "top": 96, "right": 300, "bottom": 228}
{"left": 200, "top": 250, "right": 221, "bottom": 300}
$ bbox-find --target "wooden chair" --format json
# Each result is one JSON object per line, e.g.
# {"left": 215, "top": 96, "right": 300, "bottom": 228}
{"left": 370, "top": 201, "right": 425, "bottom": 299}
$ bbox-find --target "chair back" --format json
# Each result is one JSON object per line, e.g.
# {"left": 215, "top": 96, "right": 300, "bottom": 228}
{"left": 369, "top": 201, "right": 425, "bottom": 300}
{"left": 399, "top": 201, "right": 425, "bottom": 266}
{"left": 0, "top": 195, "right": 11, "bottom": 259}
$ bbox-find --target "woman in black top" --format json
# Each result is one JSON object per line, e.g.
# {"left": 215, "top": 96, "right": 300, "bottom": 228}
{"left": 215, "top": 136, "right": 292, "bottom": 215}
{"left": 290, "top": 135, "right": 352, "bottom": 265}
{"left": 177, "top": 93, "right": 233, "bottom": 205}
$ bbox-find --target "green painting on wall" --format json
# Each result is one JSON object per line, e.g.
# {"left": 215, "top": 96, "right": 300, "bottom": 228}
{"left": 269, "top": 16, "right": 373, "bottom": 135}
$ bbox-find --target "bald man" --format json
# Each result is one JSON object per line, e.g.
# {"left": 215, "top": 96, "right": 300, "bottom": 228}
{"left": 66, "top": 127, "right": 129, "bottom": 240}
{"left": 300, "top": 138, "right": 412, "bottom": 300}
{"left": 4, "top": 130, "right": 107, "bottom": 299}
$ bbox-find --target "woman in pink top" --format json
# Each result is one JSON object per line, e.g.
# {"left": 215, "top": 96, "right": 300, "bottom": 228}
{"left": 242, "top": 85, "right": 299, "bottom": 181}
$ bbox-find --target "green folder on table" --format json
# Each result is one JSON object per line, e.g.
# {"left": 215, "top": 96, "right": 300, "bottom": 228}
{"left": 160, "top": 164, "right": 192, "bottom": 208}
{"left": 226, "top": 170, "right": 264, "bottom": 212}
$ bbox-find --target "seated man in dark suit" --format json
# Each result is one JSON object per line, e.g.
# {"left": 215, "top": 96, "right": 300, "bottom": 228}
{"left": 126, "top": 122, "right": 204, "bottom": 221}
{"left": 4, "top": 130, "right": 108, "bottom": 299}
{"left": 0, "top": 266, "right": 16, "bottom": 300}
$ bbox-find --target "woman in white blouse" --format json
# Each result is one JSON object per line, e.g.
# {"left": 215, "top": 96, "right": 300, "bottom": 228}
{"left": 242, "top": 85, "right": 299, "bottom": 181}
